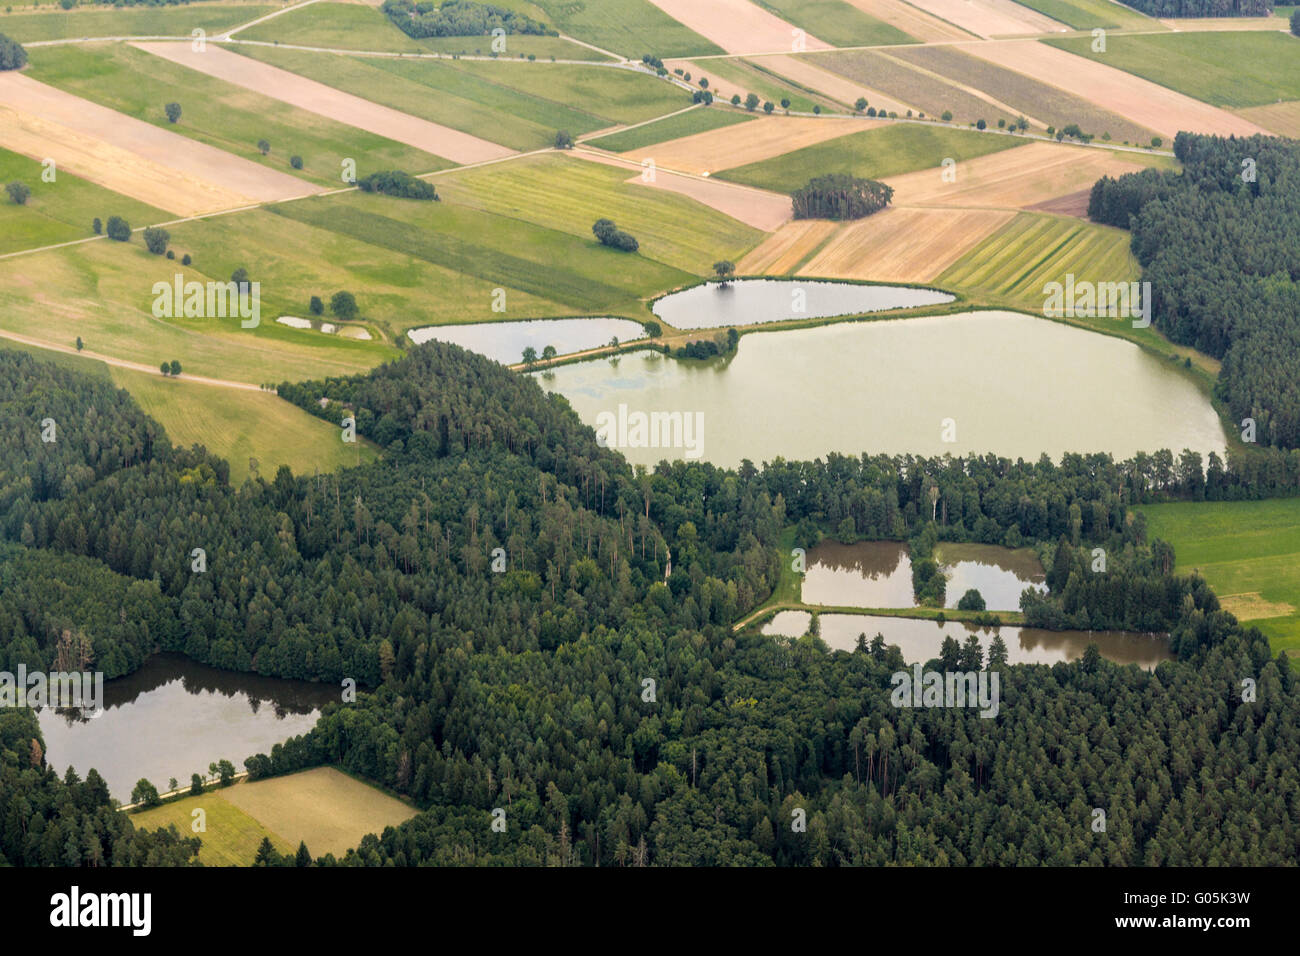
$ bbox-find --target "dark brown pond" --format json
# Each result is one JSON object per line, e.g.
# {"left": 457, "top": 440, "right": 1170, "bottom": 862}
{"left": 802, "top": 540, "right": 1047, "bottom": 612}
{"left": 761, "top": 611, "right": 1172, "bottom": 669}
{"left": 34, "top": 654, "right": 337, "bottom": 801}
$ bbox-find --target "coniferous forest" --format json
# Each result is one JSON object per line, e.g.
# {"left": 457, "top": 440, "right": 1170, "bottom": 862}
{"left": 1, "top": 345, "right": 1296, "bottom": 867}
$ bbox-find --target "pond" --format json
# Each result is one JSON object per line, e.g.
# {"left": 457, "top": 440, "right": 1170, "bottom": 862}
{"left": 652, "top": 279, "right": 955, "bottom": 329}
{"left": 408, "top": 317, "right": 646, "bottom": 364}
{"left": 536, "top": 311, "right": 1227, "bottom": 468}
{"left": 802, "top": 540, "right": 1046, "bottom": 612}
{"left": 35, "top": 654, "right": 337, "bottom": 801}
{"left": 761, "top": 611, "right": 1172, "bottom": 669}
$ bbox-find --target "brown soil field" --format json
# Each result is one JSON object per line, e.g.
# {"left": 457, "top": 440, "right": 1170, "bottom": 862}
{"left": 1237, "top": 101, "right": 1300, "bottom": 139}
{"left": 134, "top": 42, "right": 515, "bottom": 164}
{"left": 645, "top": 0, "right": 833, "bottom": 54}
{"left": 759, "top": 53, "right": 914, "bottom": 116}
{"left": 219, "top": 767, "right": 418, "bottom": 858}
{"left": 797, "top": 206, "right": 1015, "bottom": 281}
{"left": 737, "top": 219, "right": 838, "bottom": 273}
{"left": 883, "top": 141, "right": 1144, "bottom": 210}
{"left": 0, "top": 73, "right": 319, "bottom": 216}
{"left": 617, "top": 116, "right": 876, "bottom": 174}
{"left": 1028, "top": 188, "right": 1092, "bottom": 217}
{"left": 816, "top": 49, "right": 1036, "bottom": 126}
{"left": 903, "top": 0, "right": 1067, "bottom": 38}
{"left": 840, "top": 0, "right": 974, "bottom": 41}
{"left": 574, "top": 149, "right": 792, "bottom": 230}
{"left": 956, "top": 39, "right": 1269, "bottom": 139}
{"left": 894, "top": 43, "right": 1158, "bottom": 144}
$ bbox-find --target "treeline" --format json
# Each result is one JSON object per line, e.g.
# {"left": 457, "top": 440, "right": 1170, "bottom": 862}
{"left": 1089, "top": 132, "right": 1300, "bottom": 447}
{"left": 380, "top": 0, "right": 551, "bottom": 39}
{"left": 357, "top": 171, "right": 439, "bottom": 201}
{"left": 1118, "top": 0, "right": 1271, "bottom": 16}
{"left": 793, "top": 174, "right": 893, "bottom": 221}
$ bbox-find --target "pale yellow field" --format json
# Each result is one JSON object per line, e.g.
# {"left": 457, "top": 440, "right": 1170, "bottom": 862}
{"left": 840, "top": 0, "right": 975, "bottom": 41}
{"left": 958, "top": 39, "right": 1269, "bottom": 139}
{"left": 883, "top": 141, "right": 1145, "bottom": 210}
{"left": 645, "top": 0, "right": 832, "bottom": 53}
{"left": 618, "top": 116, "right": 874, "bottom": 174}
{"left": 760, "top": 54, "right": 915, "bottom": 116}
{"left": 1237, "top": 101, "right": 1300, "bottom": 139}
{"left": 903, "top": 0, "right": 1067, "bottom": 38}
{"left": 219, "top": 767, "right": 419, "bottom": 858}
{"left": 1157, "top": 16, "right": 1291, "bottom": 31}
{"left": 737, "top": 219, "right": 838, "bottom": 274}
{"left": 798, "top": 206, "right": 1015, "bottom": 281}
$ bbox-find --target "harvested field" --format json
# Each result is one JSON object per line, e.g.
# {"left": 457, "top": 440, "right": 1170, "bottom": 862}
{"left": 1028, "top": 188, "right": 1091, "bottom": 217}
{"left": 618, "top": 116, "right": 876, "bottom": 174}
{"left": 737, "top": 219, "right": 838, "bottom": 273}
{"left": 135, "top": 42, "right": 515, "bottom": 164}
{"left": 573, "top": 150, "right": 793, "bottom": 230}
{"left": 840, "top": 0, "right": 973, "bottom": 41}
{"left": 1007, "top": 0, "right": 1156, "bottom": 28}
{"left": 817, "top": 49, "right": 1031, "bottom": 126}
{"left": 0, "top": 74, "right": 318, "bottom": 216}
{"left": 217, "top": 767, "right": 418, "bottom": 859}
{"left": 644, "top": 0, "right": 832, "bottom": 53}
{"left": 666, "top": 57, "right": 830, "bottom": 113}
{"left": 883, "top": 141, "right": 1144, "bottom": 210}
{"left": 893, "top": 44, "right": 1159, "bottom": 144}
{"left": 797, "top": 206, "right": 1015, "bottom": 281}
{"left": 586, "top": 107, "right": 757, "bottom": 152}
{"left": 1156, "top": 15, "right": 1291, "bottom": 31}
{"left": 1237, "top": 101, "right": 1300, "bottom": 139}
{"left": 759, "top": 53, "right": 915, "bottom": 115}
{"left": 956, "top": 39, "right": 1268, "bottom": 139}
{"left": 902, "top": 0, "right": 1067, "bottom": 37}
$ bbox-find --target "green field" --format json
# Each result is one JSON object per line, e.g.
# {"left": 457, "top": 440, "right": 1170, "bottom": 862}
{"left": 753, "top": 0, "right": 916, "bottom": 46}
{"left": 438, "top": 153, "right": 764, "bottom": 275}
{"left": 0, "top": 4, "right": 272, "bottom": 42}
{"left": 891, "top": 44, "right": 1158, "bottom": 145}
{"left": 586, "top": 105, "right": 757, "bottom": 151}
{"left": 1048, "top": 31, "right": 1300, "bottom": 110}
{"left": 110, "top": 368, "right": 379, "bottom": 484}
{"left": 1006, "top": 0, "right": 1154, "bottom": 29}
{"left": 1140, "top": 498, "right": 1300, "bottom": 658}
{"left": 701, "top": 57, "right": 829, "bottom": 113}
{"left": 528, "top": 0, "right": 724, "bottom": 58}
{"left": 718, "top": 122, "right": 1024, "bottom": 191}
{"left": 131, "top": 789, "right": 292, "bottom": 866}
{"left": 25, "top": 43, "right": 448, "bottom": 186}
{"left": 0, "top": 147, "right": 169, "bottom": 255}
{"left": 232, "top": 44, "right": 688, "bottom": 150}
{"left": 234, "top": 1, "right": 611, "bottom": 60}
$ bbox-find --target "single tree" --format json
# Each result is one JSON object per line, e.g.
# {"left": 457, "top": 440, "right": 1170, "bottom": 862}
{"left": 216, "top": 759, "right": 235, "bottom": 785}
{"left": 253, "top": 836, "right": 278, "bottom": 867}
{"left": 541, "top": 344, "right": 557, "bottom": 361}
{"left": 131, "top": 779, "right": 161, "bottom": 807}
{"left": 554, "top": 129, "right": 574, "bottom": 149}
{"left": 295, "top": 842, "right": 312, "bottom": 867}
{"left": 105, "top": 216, "right": 131, "bottom": 241}
{"left": 160, "top": 362, "right": 170, "bottom": 376}
{"left": 164, "top": 102, "right": 181, "bottom": 123}
{"left": 181, "top": 253, "right": 192, "bottom": 265}
{"left": 169, "top": 359, "right": 182, "bottom": 376}
{"left": 309, "top": 295, "right": 324, "bottom": 315}
{"left": 522, "top": 346, "right": 538, "bottom": 366}
{"left": 232, "top": 267, "right": 251, "bottom": 292}
{"left": 976, "top": 118, "right": 987, "bottom": 130}
{"left": 644, "top": 321, "right": 661, "bottom": 338}
{"left": 290, "top": 154, "right": 304, "bottom": 169}
{"left": 713, "top": 260, "right": 735, "bottom": 283}
{"left": 730, "top": 94, "right": 741, "bottom": 106}
{"left": 957, "top": 588, "right": 986, "bottom": 612}
{"left": 75, "top": 336, "right": 83, "bottom": 351}
{"left": 780, "top": 97, "right": 791, "bottom": 112}
{"left": 5, "top": 181, "right": 30, "bottom": 205}
{"left": 0, "top": 33, "right": 27, "bottom": 71}
{"left": 190, "top": 773, "right": 204, "bottom": 796}
{"left": 330, "top": 290, "right": 358, "bottom": 320}
{"left": 257, "top": 139, "right": 271, "bottom": 156}
{"left": 142, "top": 226, "right": 169, "bottom": 255}
{"left": 763, "top": 100, "right": 774, "bottom": 114}
{"left": 855, "top": 97, "right": 868, "bottom": 112}
{"left": 92, "top": 217, "right": 102, "bottom": 235}
{"left": 744, "top": 92, "right": 760, "bottom": 111}
{"left": 941, "top": 110, "right": 953, "bottom": 122}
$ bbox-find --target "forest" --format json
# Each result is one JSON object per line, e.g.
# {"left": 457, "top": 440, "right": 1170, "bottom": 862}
{"left": 380, "top": 0, "right": 551, "bottom": 39}
{"left": 1118, "top": 0, "right": 1272, "bottom": 15}
{"left": 1089, "top": 133, "right": 1300, "bottom": 448}
{"left": 0, "top": 344, "right": 1297, "bottom": 865}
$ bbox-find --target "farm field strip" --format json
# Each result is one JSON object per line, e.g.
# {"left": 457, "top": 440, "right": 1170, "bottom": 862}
{"left": 1236, "top": 101, "right": 1300, "bottom": 139}
{"left": 573, "top": 149, "right": 793, "bottom": 231}
{"left": 955, "top": 39, "right": 1269, "bottom": 139}
{"left": 134, "top": 41, "right": 515, "bottom": 163}
{"left": 0, "top": 74, "right": 320, "bottom": 215}
{"left": 585, "top": 106, "right": 757, "bottom": 152}
{"left": 745, "top": 0, "right": 918, "bottom": 47}
{"left": 0, "top": 5, "right": 277, "bottom": 43}
{"left": 900, "top": 0, "right": 1068, "bottom": 37}
{"left": 736, "top": 219, "right": 840, "bottom": 274}
{"left": 758, "top": 53, "right": 916, "bottom": 115}
{"left": 1007, "top": 0, "right": 1156, "bottom": 29}
{"left": 798, "top": 206, "right": 1015, "bottom": 281}
{"left": 643, "top": 0, "right": 833, "bottom": 54}
{"left": 616, "top": 116, "right": 876, "bottom": 174}
{"left": 527, "top": 0, "right": 726, "bottom": 59}
{"left": 840, "top": 0, "right": 974, "bottom": 41}
{"left": 882, "top": 141, "right": 1145, "bottom": 209}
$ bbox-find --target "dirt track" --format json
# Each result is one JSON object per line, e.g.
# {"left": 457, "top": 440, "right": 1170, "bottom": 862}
{"left": 134, "top": 41, "right": 515, "bottom": 164}
{"left": 0, "top": 72, "right": 319, "bottom": 215}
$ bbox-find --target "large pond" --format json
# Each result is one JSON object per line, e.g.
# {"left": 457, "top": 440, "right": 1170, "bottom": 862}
{"left": 802, "top": 540, "right": 1046, "bottom": 612}
{"left": 653, "top": 279, "right": 955, "bottom": 329}
{"left": 408, "top": 317, "right": 645, "bottom": 364}
{"left": 537, "top": 311, "right": 1227, "bottom": 467}
{"left": 35, "top": 654, "right": 337, "bottom": 801}
{"left": 761, "top": 611, "right": 1172, "bottom": 669}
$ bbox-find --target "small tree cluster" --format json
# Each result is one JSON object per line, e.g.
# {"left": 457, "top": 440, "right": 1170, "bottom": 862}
{"left": 592, "top": 218, "right": 638, "bottom": 252}
{"left": 356, "top": 170, "right": 438, "bottom": 200}
{"left": 792, "top": 174, "right": 893, "bottom": 221}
